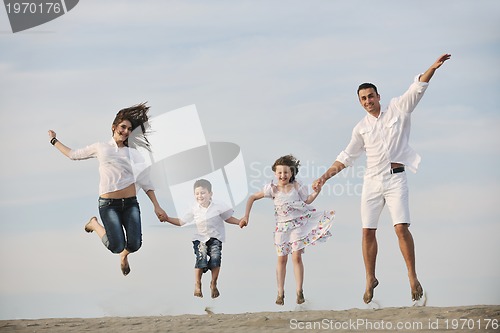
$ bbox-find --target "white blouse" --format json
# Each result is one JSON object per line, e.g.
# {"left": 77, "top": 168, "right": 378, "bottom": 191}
{"left": 69, "top": 139, "right": 154, "bottom": 196}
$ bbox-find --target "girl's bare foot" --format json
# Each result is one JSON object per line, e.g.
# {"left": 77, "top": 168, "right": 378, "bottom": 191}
{"left": 194, "top": 282, "right": 203, "bottom": 298}
{"left": 296, "top": 290, "right": 305, "bottom": 304}
{"left": 275, "top": 293, "right": 285, "bottom": 305}
{"left": 210, "top": 282, "right": 220, "bottom": 299}
{"left": 84, "top": 217, "right": 98, "bottom": 233}
{"left": 363, "top": 278, "right": 379, "bottom": 304}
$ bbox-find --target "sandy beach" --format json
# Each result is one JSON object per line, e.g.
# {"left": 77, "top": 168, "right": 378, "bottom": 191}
{"left": 1, "top": 305, "right": 499, "bottom": 333}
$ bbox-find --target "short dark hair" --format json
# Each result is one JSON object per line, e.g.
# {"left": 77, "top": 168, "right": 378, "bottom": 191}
{"left": 357, "top": 83, "right": 378, "bottom": 96}
{"left": 193, "top": 179, "right": 212, "bottom": 192}
{"left": 272, "top": 154, "right": 300, "bottom": 183}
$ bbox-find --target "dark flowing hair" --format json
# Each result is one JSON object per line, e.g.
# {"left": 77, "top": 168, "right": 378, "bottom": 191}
{"left": 272, "top": 154, "right": 300, "bottom": 183}
{"left": 112, "top": 102, "right": 151, "bottom": 150}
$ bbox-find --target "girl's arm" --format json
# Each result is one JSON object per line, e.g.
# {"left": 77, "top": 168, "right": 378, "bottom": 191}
{"left": 225, "top": 216, "right": 244, "bottom": 227}
{"left": 313, "top": 160, "right": 346, "bottom": 192}
{"left": 304, "top": 189, "right": 321, "bottom": 204}
{"left": 145, "top": 190, "right": 167, "bottom": 221}
{"left": 299, "top": 181, "right": 322, "bottom": 204}
{"left": 240, "top": 191, "right": 265, "bottom": 227}
{"left": 48, "top": 130, "right": 72, "bottom": 158}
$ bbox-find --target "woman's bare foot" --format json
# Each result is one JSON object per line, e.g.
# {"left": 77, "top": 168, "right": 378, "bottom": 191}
{"left": 363, "top": 278, "right": 379, "bottom": 304}
{"left": 194, "top": 282, "right": 203, "bottom": 298}
{"left": 296, "top": 290, "right": 305, "bottom": 304}
{"left": 120, "top": 252, "right": 130, "bottom": 276}
{"left": 275, "top": 293, "right": 285, "bottom": 305}
{"left": 84, "top": 217, "right": 98, "bottom": 233}
{"left": 210, "top": 282, "right": 220, "bottom": 299}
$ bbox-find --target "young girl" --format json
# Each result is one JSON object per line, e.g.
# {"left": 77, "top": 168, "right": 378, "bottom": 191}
{"left": 240, "top": 154, "right": 334, "bottom": 305}
{"left": 48, "top": 103, "right": 167, "bottom": 276}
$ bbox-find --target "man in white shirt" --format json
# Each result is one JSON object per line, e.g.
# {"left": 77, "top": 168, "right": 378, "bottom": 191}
{"left": 314, "top": 54, "right": 451, "bottom": 305}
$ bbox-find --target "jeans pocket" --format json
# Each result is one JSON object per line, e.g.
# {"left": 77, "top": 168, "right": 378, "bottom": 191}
{"left": 98, "top": 199, "right": 112, "bottom": 208}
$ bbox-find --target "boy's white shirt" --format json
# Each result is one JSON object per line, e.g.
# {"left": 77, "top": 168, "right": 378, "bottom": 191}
{"left": 180, "top": 199, "right": 234, "bottom": 243}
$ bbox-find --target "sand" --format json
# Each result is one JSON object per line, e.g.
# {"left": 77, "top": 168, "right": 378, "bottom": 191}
{"left": 1, "top": 305, "right": 499, "bottom": 333}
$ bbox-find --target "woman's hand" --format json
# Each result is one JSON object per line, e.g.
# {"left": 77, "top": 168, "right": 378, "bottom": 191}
{"left": 155, "top": 207, "right": 167, "bottom": 222}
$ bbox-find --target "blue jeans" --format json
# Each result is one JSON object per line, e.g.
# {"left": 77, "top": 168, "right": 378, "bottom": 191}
{"left": 192, "top": 238, "right": 222, "bottom": 271}
{"left": 98, "top": 196, "right": 142, "bottom": 254}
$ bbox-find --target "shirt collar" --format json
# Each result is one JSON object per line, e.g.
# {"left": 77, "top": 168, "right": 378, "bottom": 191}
{"left": 367, "top": 107, "right": 386, "bottom": 120}
{"left": 108, "top": 138, "right": 128, "bottom": 149}
{"left": 198, "top": 200, "right": 212, "bottom": 209}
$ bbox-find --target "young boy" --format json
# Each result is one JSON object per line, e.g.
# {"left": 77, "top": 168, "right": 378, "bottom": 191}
{"left": 164, "top": 179, "right": 244, "bottom": 298}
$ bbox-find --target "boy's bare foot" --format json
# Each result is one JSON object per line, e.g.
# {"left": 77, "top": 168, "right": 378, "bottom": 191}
{"left": 120, "top": 253, "right": 130, "bottom": 276}
{"left": 210, "top": 282, "right": 220, "bottom": 299}
{"left": 84, "top": 217, "right": 98, "bottom": 233}
{"left": 411, "top": 280, "right": 424, "bottom": 301}
{"left": 194, "top": 282, "right": 203, "bottom": 298}
{"left": 297, "top": 290, "right": 305, "bottom": 304}
{"left": 275, "top": 293, "right": 285, "bottom": 306}
{"left": 363, "top": 278, "right": 379, "bottom": 304}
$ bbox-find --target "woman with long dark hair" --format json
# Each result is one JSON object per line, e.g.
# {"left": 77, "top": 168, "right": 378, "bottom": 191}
{"left": 48, "top": 103, "right": 166, "bottom": 276}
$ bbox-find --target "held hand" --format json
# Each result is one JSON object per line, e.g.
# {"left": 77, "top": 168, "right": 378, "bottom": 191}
{"left": 432, "top": 53, "right": 451, "bottom": 70}
{"left": 239, "top": 217, "right": 248, "bottom": 229}
{"left": 312, "top": 178, "right": 324, "bottom": 192}
{"left": 155, "top": 207, "right": 167, "bottom": 222}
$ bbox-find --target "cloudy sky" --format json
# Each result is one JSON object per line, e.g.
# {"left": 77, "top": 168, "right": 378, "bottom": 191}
{"left": 1, "top": 0, "right": 499, "bottom": 320}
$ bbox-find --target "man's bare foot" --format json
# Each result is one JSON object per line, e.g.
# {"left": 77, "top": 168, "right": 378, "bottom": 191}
{"left": 411, "top": 280, "right": 424, "bottom": 301}
{"left": 84, "top": 217, "right": 98, "bottom": 233}
{"left": 210, "top": 282, "right": 220, "bottom": 299}
{"left": 275, "top": 293, "right": 284, "bottom": 305}
{"left": 194, "top": 282, "right": 203, "bottom": 298}
{"left": 120, "top": 254, "right": 130, "bottom": 276}
{"left": 363, "top": 278, "right": 379, "bottom": 304}
{"left": 297, "top": 290, "right": 305, "bottom": 304}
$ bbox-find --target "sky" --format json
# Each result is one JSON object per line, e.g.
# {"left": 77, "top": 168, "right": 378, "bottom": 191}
{"left": 1, "top": 0, "right": 499, "bottom": 320}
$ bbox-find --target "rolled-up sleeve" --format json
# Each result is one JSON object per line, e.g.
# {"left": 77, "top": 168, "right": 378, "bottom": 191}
{"left": 69, "top": 143, "right": 98, "bottom": 160}
{"left": 136, "top": 169, "right": 155, "bottom": 193}
{"left": 336, "top": 127, "right": 365, "bottom": 167}
{"left": 220, "top": 207, "right": 234, "bottom": 221}
{"left": 392, "top": 74, "right": 429, "bottom": 114}
{"left": 127, "top": 148, "right": 155, "bottom": 193}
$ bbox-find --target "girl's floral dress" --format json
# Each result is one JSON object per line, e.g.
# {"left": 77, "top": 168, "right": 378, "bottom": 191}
{"left": 263, "top": 181, "right": 334, "bottom": 256}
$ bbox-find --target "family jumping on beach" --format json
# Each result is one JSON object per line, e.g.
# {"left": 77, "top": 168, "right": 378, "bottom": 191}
{"left": 47, "top": 53, "right": 451, "bottom": 307}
